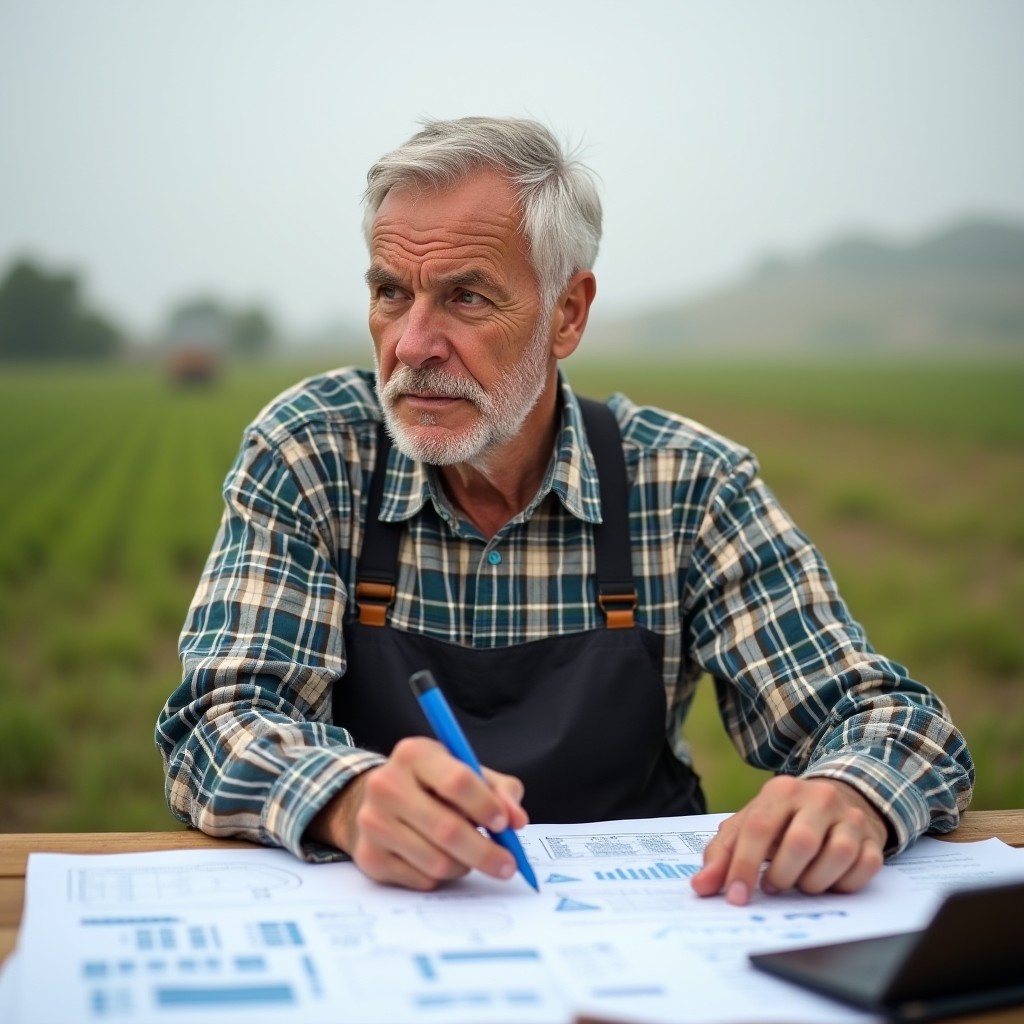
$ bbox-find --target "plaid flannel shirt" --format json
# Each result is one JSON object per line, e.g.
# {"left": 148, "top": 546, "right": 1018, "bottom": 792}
{"left": 156, "top": 367, "right": 973, "bottom": 861}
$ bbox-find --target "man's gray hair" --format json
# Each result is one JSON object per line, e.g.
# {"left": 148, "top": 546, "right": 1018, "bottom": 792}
{"left": 363, "top": 116, "right": 602, "bottom": 312}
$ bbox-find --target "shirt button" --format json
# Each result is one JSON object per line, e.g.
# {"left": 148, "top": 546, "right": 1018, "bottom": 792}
{"left": 487, "top": 550, "right": 502, "bottom": 566}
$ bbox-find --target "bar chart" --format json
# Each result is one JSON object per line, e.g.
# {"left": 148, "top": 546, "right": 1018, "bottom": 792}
{"left": 592, "top": 863, "right": 700, "bottom": 882}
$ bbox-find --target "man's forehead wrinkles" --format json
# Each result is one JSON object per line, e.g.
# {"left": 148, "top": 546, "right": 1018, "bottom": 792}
{"left": 370, "top": 232, "right": 515, "bottom": 276}
{"left": 370, "top": 225, "right": 513, "bottom": 259}
{"left": 371, "top": 240, "right": 505, "bottom": 271}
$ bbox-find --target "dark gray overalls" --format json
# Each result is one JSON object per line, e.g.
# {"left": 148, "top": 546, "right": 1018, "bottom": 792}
{"left": 334, "top": 398, "right": 705, "bottom": 823}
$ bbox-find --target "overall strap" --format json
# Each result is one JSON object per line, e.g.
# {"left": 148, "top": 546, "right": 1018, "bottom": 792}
{"left": 576, "top": 397, "right": 637, "bottom": 629}
{"left": 355, "top": 399, "right": 636, "bottom": 629}
{"left": 353, "top": 428, "right": 403, "bottom": 626}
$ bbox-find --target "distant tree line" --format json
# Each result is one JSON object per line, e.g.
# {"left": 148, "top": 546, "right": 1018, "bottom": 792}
{"left": 0, "top": 257, "right": 280, "bottom": 363}
{"left": 0, "top": 258, "right": 123, "bottom": 360}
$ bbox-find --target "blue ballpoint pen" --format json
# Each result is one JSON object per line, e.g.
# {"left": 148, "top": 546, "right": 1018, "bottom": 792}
{"left": 408, "top": 670, "right": 539, "bottom": 892}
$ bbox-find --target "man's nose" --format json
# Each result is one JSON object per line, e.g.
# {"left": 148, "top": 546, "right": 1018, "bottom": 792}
{"left": 394, "top": 301, "right": 449, "bottom": 369}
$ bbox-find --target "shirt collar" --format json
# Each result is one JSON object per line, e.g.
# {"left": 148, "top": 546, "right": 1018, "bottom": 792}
{"left": 377, "top": 370, "right": 603, "bottom": 527}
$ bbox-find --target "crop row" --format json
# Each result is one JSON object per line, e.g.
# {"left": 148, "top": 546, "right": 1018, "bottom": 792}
{"left": 0, "top": 357, "right": 1021, "bottom": 831}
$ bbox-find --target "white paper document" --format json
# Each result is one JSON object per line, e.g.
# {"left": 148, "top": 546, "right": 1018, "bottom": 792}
{"left": 9, "top": 813, "right": 1024, "bottom": 1023}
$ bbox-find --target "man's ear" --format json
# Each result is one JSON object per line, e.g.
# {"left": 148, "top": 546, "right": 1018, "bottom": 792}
{"left": 551, "top": 271, "right": 597, "bottom": 360}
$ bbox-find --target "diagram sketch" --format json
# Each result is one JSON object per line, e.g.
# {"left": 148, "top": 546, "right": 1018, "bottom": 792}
{"left": 74, "top": 862, "right": 303, "bottom": 906}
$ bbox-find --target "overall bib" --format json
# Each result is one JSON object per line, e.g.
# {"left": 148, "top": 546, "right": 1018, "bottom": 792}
{"left": 334, "top": 399, "right": 705, "bottom": 823}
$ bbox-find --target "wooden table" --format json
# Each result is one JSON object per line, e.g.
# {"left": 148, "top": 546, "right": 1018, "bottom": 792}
{"left": 3, "top": 810, "right": 1023, "bottom": 1021}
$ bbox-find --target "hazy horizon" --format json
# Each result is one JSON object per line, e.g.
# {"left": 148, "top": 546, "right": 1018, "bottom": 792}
{"left": 2, "top": 0, "right": 1022, "bottom": 340}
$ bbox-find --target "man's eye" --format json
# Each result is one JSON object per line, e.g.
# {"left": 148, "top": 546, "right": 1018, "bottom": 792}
{"left": 455, "top": 290, "right": 485, "bottom": 306}
{"left": 379, "top": 285, "right": 402, "bottom": 301}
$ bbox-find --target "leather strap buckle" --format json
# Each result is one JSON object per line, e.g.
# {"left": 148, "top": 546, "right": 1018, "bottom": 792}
{"left": 355, "top": 581, "right": 396, "bottom": 627}
{"left": 598, "top": 590, "right": 637, "bottom": 630}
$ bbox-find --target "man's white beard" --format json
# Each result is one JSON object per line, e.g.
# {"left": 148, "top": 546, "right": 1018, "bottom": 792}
{"left": 376, "top": 311, "right": 552, "bottom": 467}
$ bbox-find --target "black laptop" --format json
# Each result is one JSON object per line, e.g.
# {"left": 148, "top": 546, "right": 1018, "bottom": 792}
{"left": 749, "top": 879, "right": 1024, "bottom": 1022}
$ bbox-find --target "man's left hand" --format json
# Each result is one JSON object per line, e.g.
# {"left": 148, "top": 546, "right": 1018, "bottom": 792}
{"left": 690, "top": 776, "right": 888, "bottom": 905}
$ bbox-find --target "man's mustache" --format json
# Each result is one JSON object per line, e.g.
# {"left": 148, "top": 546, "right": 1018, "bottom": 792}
{"left": 381, "top": 367, "right": 486, "bottom": 409}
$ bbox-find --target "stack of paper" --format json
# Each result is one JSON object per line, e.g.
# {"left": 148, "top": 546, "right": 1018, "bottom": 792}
{"left": 4, "top": 812, "right": 1024, "bottom": 1023}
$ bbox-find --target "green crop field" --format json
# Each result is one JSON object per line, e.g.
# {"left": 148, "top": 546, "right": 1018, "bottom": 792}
{"left": 1, "top": 356, "right": 1022, "bottom": 833}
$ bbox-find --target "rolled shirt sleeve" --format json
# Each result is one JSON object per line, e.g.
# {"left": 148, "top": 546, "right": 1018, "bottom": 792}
{"left": 155, "top": 425, "right": 384, "bottom": 861}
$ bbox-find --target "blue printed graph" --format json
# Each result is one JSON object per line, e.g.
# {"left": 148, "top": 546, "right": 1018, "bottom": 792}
{"left": 134, "top": 926, "right": 176, "bottom": 951}
{"left": 252, "top": 921, "right": 304, "bottom": 947}
{"left": 186, "top": 925, "right": 221, "bottom": 949}
{"left": 555, "top": 897, "right": 601, "bottom": 912}
{"left": 593, "top": 862, "right": 699, "bottom": 881}
{"left": 154, "top": 984, "right": 295, "bottom": 1008}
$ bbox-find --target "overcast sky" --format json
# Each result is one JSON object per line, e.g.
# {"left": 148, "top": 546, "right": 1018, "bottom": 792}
{"left": 2, "top": 0, "right": 1022, "bottom": 339}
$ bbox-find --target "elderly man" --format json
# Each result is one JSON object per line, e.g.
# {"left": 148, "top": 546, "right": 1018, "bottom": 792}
{"left": 157, "top": 116, "right": 973, "bottom": 906}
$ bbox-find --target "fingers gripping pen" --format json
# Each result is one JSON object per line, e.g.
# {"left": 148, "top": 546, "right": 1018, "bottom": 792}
{"left": 408, "top": 669, "right": 539, "bottom": 892}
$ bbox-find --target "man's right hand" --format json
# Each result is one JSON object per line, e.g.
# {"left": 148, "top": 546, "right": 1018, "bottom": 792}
{"left": 305, "top": 736, "right": 529, "bottom": 890}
